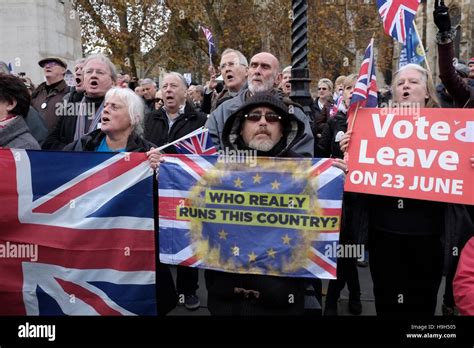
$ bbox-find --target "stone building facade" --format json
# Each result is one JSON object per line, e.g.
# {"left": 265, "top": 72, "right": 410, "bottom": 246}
{"left": 0, "top": 0, "right": 82, "bottom": 84}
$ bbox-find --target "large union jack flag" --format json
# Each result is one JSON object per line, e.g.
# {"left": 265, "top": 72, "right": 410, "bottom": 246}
{"left": 158, "top": 155, "right": 344, "bottom": 279}
{"left": 350, "top": 38, "right": 378, "bottom": 109}
{"left": 173, "top": 128, "right": 217, "bottom": 155}
{"left": 377, "top": 0, "right": 420, "bottom": 44}
{"left": 0, "top": 149, "right": 156, "bottom": 315}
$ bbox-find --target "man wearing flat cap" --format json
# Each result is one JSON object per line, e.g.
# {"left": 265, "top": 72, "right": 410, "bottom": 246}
{"left": 31, "top": 57, "right": 70, "bottom": 132}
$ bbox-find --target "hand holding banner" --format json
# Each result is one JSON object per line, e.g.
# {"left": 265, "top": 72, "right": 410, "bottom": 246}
{"left": 344, "top": 108, "right": 473, "bottom": 205}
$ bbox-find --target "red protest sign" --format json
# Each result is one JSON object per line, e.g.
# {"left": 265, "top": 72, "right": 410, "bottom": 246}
{"left": 344, "top": 108, "right": 474, "bottom": 205}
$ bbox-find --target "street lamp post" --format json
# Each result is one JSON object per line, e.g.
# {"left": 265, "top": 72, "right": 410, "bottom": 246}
{"left": 290, "top": 0, "right": 313, "bottom": 117}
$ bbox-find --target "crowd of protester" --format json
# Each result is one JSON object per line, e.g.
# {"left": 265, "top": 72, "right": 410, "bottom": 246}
{"left": 1, "top": 3, "right": 473, "bottom": 316}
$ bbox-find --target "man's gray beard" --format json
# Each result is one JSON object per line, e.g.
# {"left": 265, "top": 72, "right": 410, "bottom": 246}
{"left": 248, "top": 138, "right": 276, "bottom": 152}
{"left": 248, "top": 78, "right": 275, "bottom": 94}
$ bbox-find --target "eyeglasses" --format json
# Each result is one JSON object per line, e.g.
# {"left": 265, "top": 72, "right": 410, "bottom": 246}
{"left": 244, "top": 112, "right": 281, "bottom": 123}
{"left": 153, "top": 98, "right": 163, "bottom": 103}
{"left": 318, "top": 87, "right": 328, "bottom": 91}
{"left": 84, "top": 69, "right": 108, "bottom": 76}
{"left": 220, "top": 61, "right": 241, "bottom": 70}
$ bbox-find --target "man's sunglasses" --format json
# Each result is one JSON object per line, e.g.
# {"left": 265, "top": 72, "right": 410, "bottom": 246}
{"left": 244, "top": 112, "right": 281, "bottom": 123}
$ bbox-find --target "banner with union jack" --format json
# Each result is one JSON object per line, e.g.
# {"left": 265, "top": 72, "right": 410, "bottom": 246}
{"left": 0, "top": 149, "right": 156, "bottom": 315}
{"left": 377, "top": 0, "right": 420, "bottom": 43}
{"left": 158, "top": 155, "right": 344, "bottom": 279}
{"left": 350, "top": 38, "right": 378, "bottom": 110}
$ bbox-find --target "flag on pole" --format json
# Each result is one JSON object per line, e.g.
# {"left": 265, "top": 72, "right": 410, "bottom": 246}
{"left": 173, "top": 128, "right": 217, "bottom": 155}
{"left": 398, "top": 24, "right": 425, "bottom": 68}
{"left": 201, "top": 26, "right": 217, "bottom": 57}
{"left": 158, "top": 127, "right": 217, "bottom": 155}
{"left": 377, "top": 0, "right": 420, "bottom": 43}
{"left": 350, "top": 38, "right": 378, "bottom": 109}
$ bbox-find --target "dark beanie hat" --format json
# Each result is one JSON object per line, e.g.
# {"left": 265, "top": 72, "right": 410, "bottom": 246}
{"left": 238, "top": 92, "right": 291, "bottom": 119}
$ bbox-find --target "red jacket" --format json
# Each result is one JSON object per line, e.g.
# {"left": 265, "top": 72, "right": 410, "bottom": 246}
{"left": 454, "top": 237, "right": 474, "bottom": 315}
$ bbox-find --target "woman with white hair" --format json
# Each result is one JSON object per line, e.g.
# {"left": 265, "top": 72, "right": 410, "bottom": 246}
{"left": 64, "top": 87, "right": 154, "bottom": 152}
{"left": 63, "top": 86, "right": 178, "bottom": 315}
{"left": 340, "top": 63, "right": 473, "bottom": 316}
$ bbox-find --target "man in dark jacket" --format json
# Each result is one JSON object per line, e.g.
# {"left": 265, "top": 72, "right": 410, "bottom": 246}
{"left": 144, "top": 72, "right": 208, "bottom": 152}
{"left": 42, "top": 54, "right": 116, "bottom": 150}
{"left": 206, "top": 52, "right": 314, "bottom": 157}
{"left": 31, "top": 57, "right": 70, "bottom": 132}
{"left": 202, "top": 48, "right": 249, "bottom": 114}
{"left": 205, "top": 92, "right": 308, "bottom": 315}
{"left": 144, "top": 72, "right": 207, "bottom": 310}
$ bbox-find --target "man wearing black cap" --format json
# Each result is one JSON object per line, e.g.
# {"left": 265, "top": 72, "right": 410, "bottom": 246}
{"left": 31, "top": 57, "right": 70, "bottom": 131}
{"left": 205, "top": 92, "right": 307, "bottom": 315}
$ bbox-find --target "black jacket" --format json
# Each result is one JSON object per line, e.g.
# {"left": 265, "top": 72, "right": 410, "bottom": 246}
{"left": 315, "top": 110, "right": 347, "bottom": 159}
{"left": 42, "top": 91, "right": 102, "bottom": 150}
{"left": 63, "top": 128, "right": 155, "bottom": 152}
{"left": 144, "top": 102, "right": 208, "bottom": 153}
{"left": 438, "top": 41, "right": 474, "bottom": 108}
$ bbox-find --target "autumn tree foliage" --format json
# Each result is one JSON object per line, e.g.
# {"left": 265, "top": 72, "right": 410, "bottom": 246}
{"left": 76, "top": 0, "right": 394, "bottom": 86}
{"left": 75, "top": 0, "right": 169, "bottom": 76}
{"left": 159, "top": 0, "right": 293, "bottom": 83}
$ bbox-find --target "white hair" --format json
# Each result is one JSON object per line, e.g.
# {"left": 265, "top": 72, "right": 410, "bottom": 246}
{"left": 104, "top": 87, "right": 145, "bottom": 136}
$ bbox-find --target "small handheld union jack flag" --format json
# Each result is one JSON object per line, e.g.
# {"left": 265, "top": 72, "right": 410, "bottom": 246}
{"left": 350, "top": 38, "right": 378, "bottom": 109}
{"left": 171, "top": 127, "right": 217, "bottom": 155}
{"left": 201, "top": 26, "right": 217, "bottom": 64}
{"left": 377, "top": 0, "right": 420, "bottom": 44}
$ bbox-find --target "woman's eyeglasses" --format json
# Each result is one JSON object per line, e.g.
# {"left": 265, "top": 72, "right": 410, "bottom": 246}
{"left": 244, "top": 112, "right": 281, "bottom": 123}
{"left": 153, "top": 98, "right": 164, "bottom": 103}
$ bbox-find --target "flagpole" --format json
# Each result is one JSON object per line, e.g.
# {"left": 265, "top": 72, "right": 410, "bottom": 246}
{"left": 209, "top": 45, "right": 212, "bottom": 66}
{"left": 348, "top": 103, "right": 360, "bottom": 132}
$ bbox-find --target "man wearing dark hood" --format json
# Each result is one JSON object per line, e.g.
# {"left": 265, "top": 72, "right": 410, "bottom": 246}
{"left": 221, "top": 92, "right": 305, "bottom": 158}
{"left": 205, "top": 92, "right": 307, "bottom": 315}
